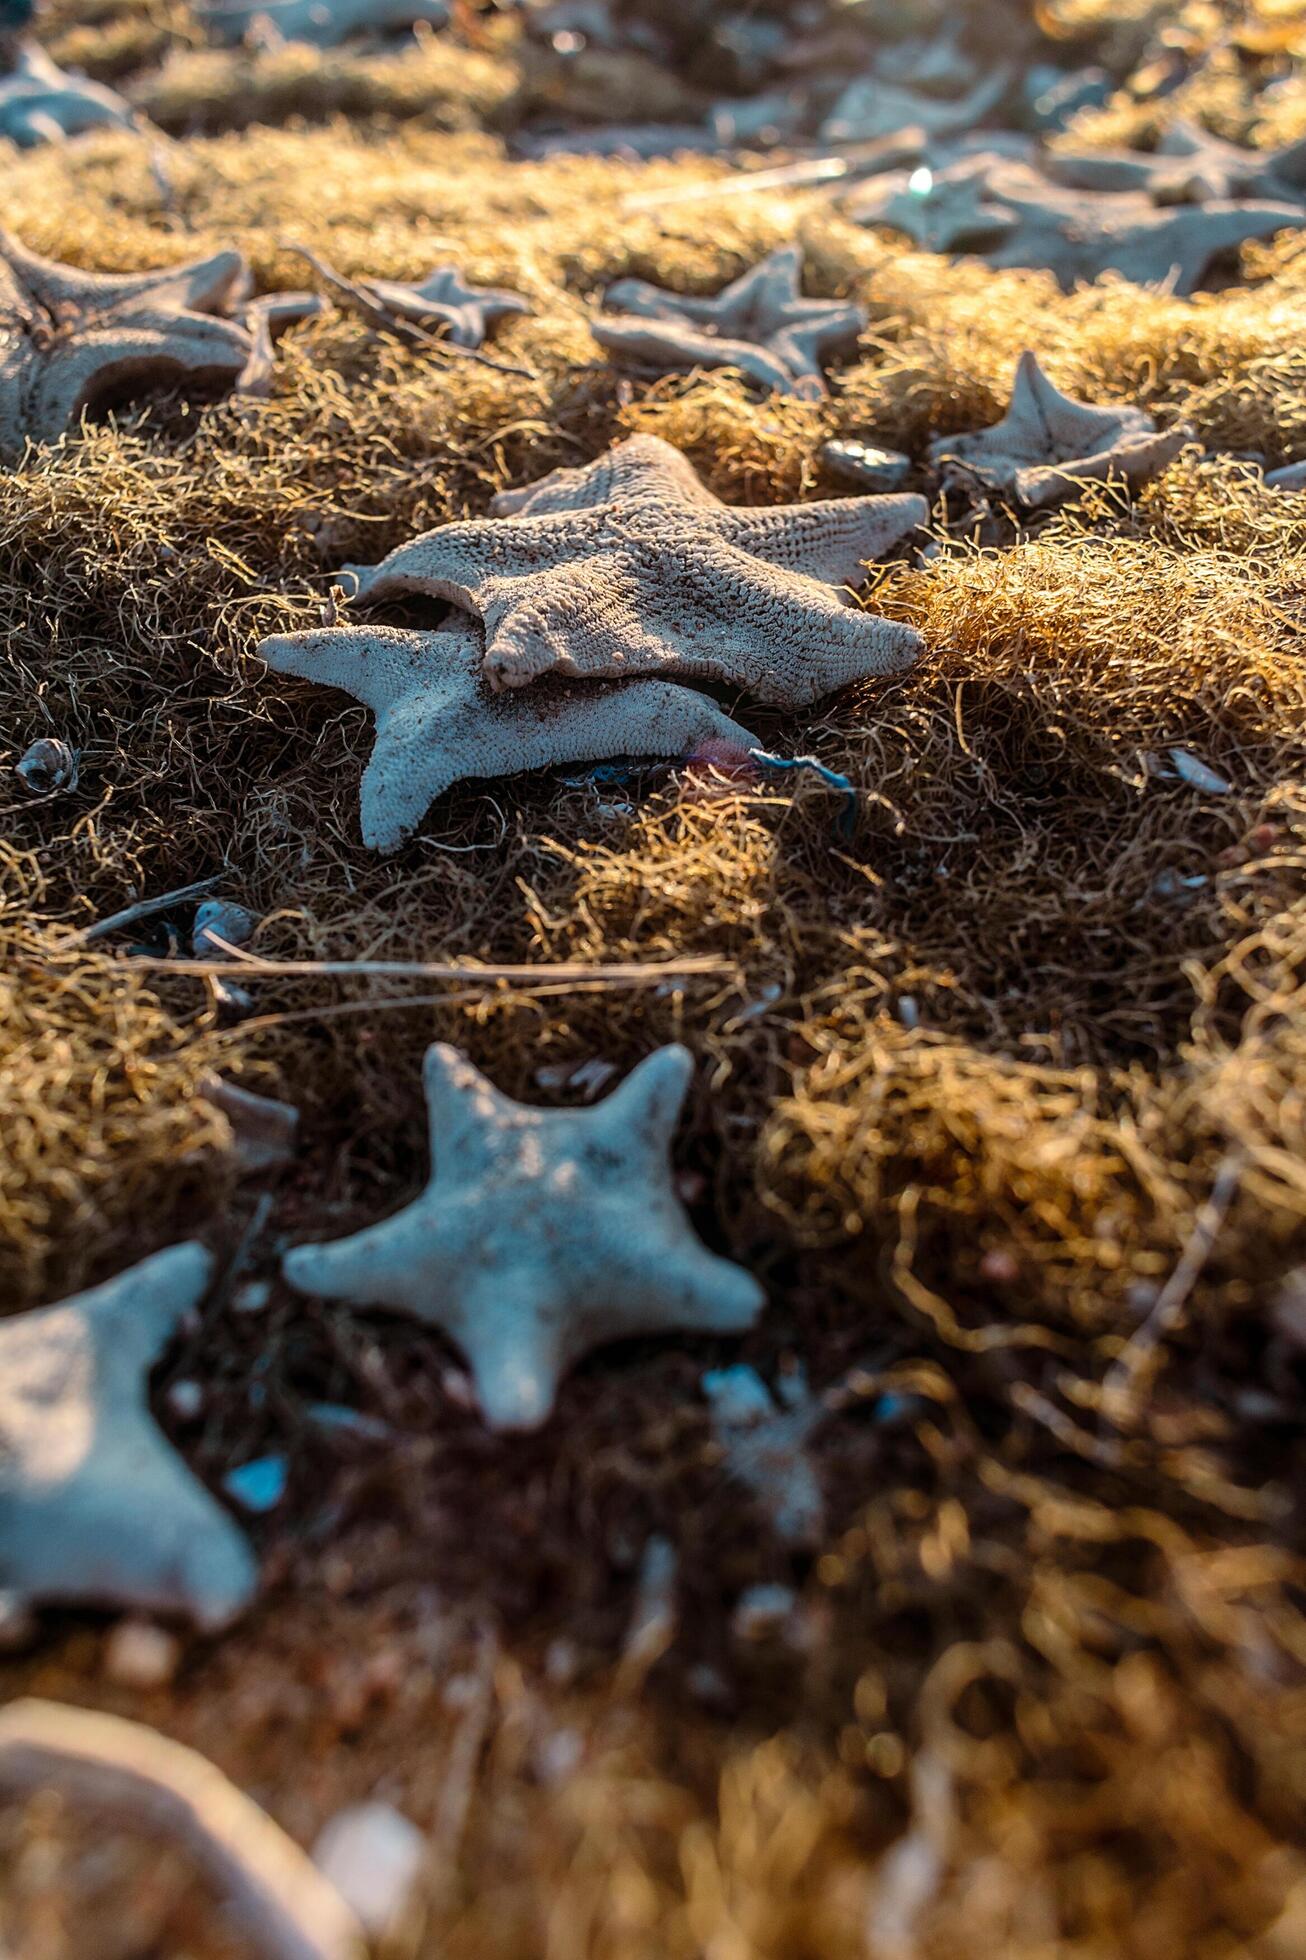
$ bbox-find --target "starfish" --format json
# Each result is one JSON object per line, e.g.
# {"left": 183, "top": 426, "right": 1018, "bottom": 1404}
{"left": 0, "top": 1244, "right": 258, "bottom": 1628}
{"left": 199, "top": 0, "right": 447, "bottom": 47}
{"left": 0, "top": 42, "right": 134, "bottom": 146}
{"left": 929, "top": 350, "right": 1186, "bottom": 508}
{"left": 0, "top": 230, "right": 263, "bottom": 462}
{"left": 258, "top": 614, "right": 758, "bottom": 853}
{"left": 342, "top": 434, "right": 926, "bottom": 706}
{"left": 1045, "top": 120, "right": 1306, "bottom": 207}
{"left": 282, "top": 1043, "right": 765, "bottom": 1431}
{"left": 293, "top": 247, "right": 528, "bottom": 349}
{"left": 819, "top": 65, "right": 1010, "bottom": 146}
{"left": 593, "top": 246, "right": 866, "bottom": 399}
{"left": 852, "top": 153, "right": 1306, "bottom": 293}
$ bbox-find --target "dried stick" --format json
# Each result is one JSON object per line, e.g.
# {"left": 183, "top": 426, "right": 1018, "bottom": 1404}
{"left": 66, "top": 876, "right": 223, "bottom": 948}
{"left": 0, "top": 1700, "right": 365, "bottom": 1960}
{"left": 123, "top": 942, "right": 733, "bottom": 986}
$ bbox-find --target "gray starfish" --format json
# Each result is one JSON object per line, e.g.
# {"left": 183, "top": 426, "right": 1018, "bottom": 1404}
{"left": 593, "top": 246, "right": 866, "bottom": 399}
{"left": 0, "top": 42, "right": 134, "bottom": 147}
{"left": 0, "top": 229, "right": 260, "bottom": 462}
{"left": 0, "top": 1245, "right": 258, "bottom": 1628}
{"left": 343, "top": 434, "right": 925, "bottom": 706}
{"left": 293, "top": 248, "right": 528, "bottom": 349}
{"left": 283, "top": 1043, "right": 764, "bottom": 1432}
{"left": 819, "top": 65, "right": 1010, "bottom": 146}
{"left": 930, "top": 350, "right": 1186, "bottom": 508}
{"left": 852, "top": 153, "right": 1306, "bottom": 293}
{"left": 258, "top": 614, "right": 758, "bottom": 853}
{"left": 1045, "top": 120, "right": 1306, "bottom": 207}
{"left": 199, "top": 0, "right": 447, "bottom": 47}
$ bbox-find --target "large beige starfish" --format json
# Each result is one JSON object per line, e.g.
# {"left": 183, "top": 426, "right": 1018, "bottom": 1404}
{"left": 258, "top": 615, "right": 758, "bottom": 853}
{"left": 283, "top": 1043, "right": 764, "bottom": 1432}
{"left": 0, "top": 42, "right": 134, "bottom": 147}
{"left": 0, "top": 1245, "right": 258, "bottom": 1628}
{"left": 0, "top": 229, "right": 260, "bottom": 462}
{"left": 593, "top": 246, "right": 866, "bottom": 399}
{"left": 930, "top": 350, "right": 1186, "bottom": 508}
{"left": 853, "top": 153, "right": 1306, "bottom": 293}
{"left": 343, "top": 434, "right": 925, "bottom": 707}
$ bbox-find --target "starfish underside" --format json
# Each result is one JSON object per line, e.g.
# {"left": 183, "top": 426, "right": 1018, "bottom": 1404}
{"left": 283, "top": 1043, "right": 765, "bottom": 1431}
{"left": 0, "top": 43, "right": 133, "bottom": 147}
{"left": 594, "top": 245, "right": 866, "bottom": 398}
{"left": 199, "top": 0, "right": 447, "bottom": 46}
{"left": 852, "top": 153, "right": 1306, "bottom": 293}
{"left": 930, "top": 349, "right": 1186, "bottom": 506}
{"left": 0, "top": 1245, "right": 257, "bottom": 1627}
{"left": 259, "top": 615, "right": 758, "bottom": 852}
{"left": 0, "top": 229, "right": 259, "bottom": 462}
{"left": 343, "top": 433, "right": 926, "bottom": 706}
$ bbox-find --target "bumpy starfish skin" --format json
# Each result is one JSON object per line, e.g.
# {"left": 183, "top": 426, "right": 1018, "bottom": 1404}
{"left": 0, "top": 43, "right": 133, "bottom": 147}
{"left": 931, "top": 350, "right": 1186, "bottom": 507}
{"left": 343, "top": 434, "right": 926, "bottom": 706}
{"left": 0, "top": 1245, "right": 258, "bottom": 1627}
{"left": 283, "top": 1043, "right": 765, "bottom": 1432}
{"left": 0, "top": 230, "right": 258, "bottom": 461}
{"left": 594, "top": 246, "right": 866, "bottom": 398}
{"left": 259, "top": 616, "right": 758, "bottom": 853}
{"left": 853, "top": 154, "right": 1306, "bottom": 293}
{"left": 200, "top": 0, "right": 447, "bottom": 46}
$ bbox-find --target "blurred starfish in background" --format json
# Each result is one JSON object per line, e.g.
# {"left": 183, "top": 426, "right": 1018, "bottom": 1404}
{"left": 1045, "top": 120, "right": 1306, "bottom": 207}
{"left": 593, "top": 245, "right": 866, "bottom": 398}
{"left": 199, "top": 0, "right": 447, "bottom": 47}
{"left": 0, "top": 43, "right": 133, "bottom": 146}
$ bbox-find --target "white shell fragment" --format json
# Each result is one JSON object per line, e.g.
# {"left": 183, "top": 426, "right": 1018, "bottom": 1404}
{"left": 0, "top": 1700, "right": 366, "bottom": 1960}
{"left": 929, "top": 351, "right": 1185, "bottom": 508}
{"left": 312, "top": 1802, "right": 427, "bottom": 1941}
{"left": 0, "top": 1245, "right": 257, "bottom": 1629}
{"left": 282, "top": 1043, "right": 764, "bottom": 1431}
{"left": 1167, "top": 747, "right": 1232, "bottom": 793}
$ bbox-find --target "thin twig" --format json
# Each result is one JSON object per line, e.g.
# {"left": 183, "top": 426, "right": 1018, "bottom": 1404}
{"left": 284, "top": 245, "right": 535, "bottom": 379}
{"left": 122, "top": 941, "right": 733, "bottom": 986}
{"left": 65, "top": 876, "right": 223, "bottom": 948}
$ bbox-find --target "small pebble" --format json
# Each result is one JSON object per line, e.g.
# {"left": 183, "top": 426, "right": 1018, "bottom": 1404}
{"left": 534, "top": 1727, "right": 584, "bottom": 1784}
{"left": 103, "top": 1618, "right": 181, "bottom": 1690}
{"left": 193, "top": 899, "right": 259, "bottom": 958}
{"left": 15, "top": 737, "right": 78, "bottom": 797}
{"left": 312, "top": 1802, "right": 426, "bottom": 1940}
{"left": 731, "top": 1582, "right": 797, "bottom": 1642}
{"left": 223, "top": 1454, "right": 288, "bottom": 1513}
{"left": 232, "top": 1278, "right": 272, "bottom": 1315}
{"left": 166, "top": 1378, "right": 204, "bottom": 1421}
{"left": 979, "top": 1248, "right": 1020, "bottom": 1285}
{"left": 820, "top": 439, "right": 910, "bottom": 492}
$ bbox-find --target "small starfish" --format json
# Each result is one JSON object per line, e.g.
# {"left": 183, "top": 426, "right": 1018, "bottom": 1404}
{"left": 258, "top": 614, "right": 758, "bottom": 853}
{"left": 0, "top": 230, "right": 262, "bottom": 462}
{"left": 853, "top": 153, "right": 1306, "bottom": 293}
{"left": 283, "top": 1043, "right": 765, "bottom": 1431}
{"left": 0, "top": 42, "right": 134, "bottom": 147}
{"left": 593, "top": 246, "right": 866, "bottom": 399}
{"left": 0, "top": 1244, "right": 258, "bottom": 1628}
{"left": 293, "top": 246, "right": 528, "bottom": 350}
{"left": 1046, "top": 120, "right": 1306, "bottom": 207}
{"left": 930, "top": 350, "right": 1186, "bottom": 508}
{"left": 343, "top": 433, "right": 926, "bottom": 706}
{"left": 199, "top": 0, "right": 447, "bottom": 47}
{"left": 819, "top": 64, "right": 1010, "bottom": 146}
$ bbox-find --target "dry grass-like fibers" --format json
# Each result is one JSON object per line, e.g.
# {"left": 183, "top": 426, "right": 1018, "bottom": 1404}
{"left": 2, "top": 17, "right": 1306, "bottom": 1957}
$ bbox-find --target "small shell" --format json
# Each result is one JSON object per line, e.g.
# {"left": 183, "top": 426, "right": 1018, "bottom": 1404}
{"left": 15, "top": 737, "right": 78, "bottom": 796}
{"left": 193, "top": 899, "right": 259, "bottom": 956}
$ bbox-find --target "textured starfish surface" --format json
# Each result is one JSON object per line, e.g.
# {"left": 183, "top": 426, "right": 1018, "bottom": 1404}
{"left": 593, "top": 246, "right": 866, "bottom": 399}
{"left": 852, "top": 153, "right": 1306, "bottom": 293}
{"left": 1046, "top": 121, "right": 1306, "bottom": 207}
{"left": 819, "top": 64, "right": 1010, "bottom": 145}
{"left": 299, "top": 253, "right": 527, "bottom": 348}
{"left": 0, "top": 229, "right": 259, "bottom": 462}
{"left": 199, "top": 0, "right": 447, "bottom": 47}
{"left": 259, "top": 614, "right": 758, "bottom": 853}
{"left": 344, "top": 433, "right": 926, "bottom": 706}
{"left": 930, "top": 349, "right": 1186, "bottom": 507}
{"left": 283, "top": 1043, "right": 765, "bottom": 1432}
{"left": 0, "top": 43, "right": 133, "bottom": 146}
{"left": 0, "top": 1245, "right": 258, "bottom": 1628}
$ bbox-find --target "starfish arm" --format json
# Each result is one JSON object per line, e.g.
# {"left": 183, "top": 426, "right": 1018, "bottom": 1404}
{"left": 1014, "top": 425, "right": 1187, "bottom": 509}
{"left": 445, "top": 1271, "right": 570, "bottom": 1432}
{"left": 89, "top": 1242, "right": 216, "bottom": 1376}
{"left": 588, "top": 1044, "right": 692, "bottom": 1157}
{"left": 258, "top": 621, "right": 442, "bottom": 714}
{"left": 344, "top": 509, "right": 592, "bottom": 608}
{"left": 609, "top": 1231, "right": 765, "bottom": 1337}
{"left": 23, "top": 317, "right": 255, "bottom": 447}
{"left": 1042, "top": 150, "right": 1157, "bottom": 194}
{"left": 0, "top": 233, "right": 248, "bottom": 321}
{"left": 283, "top": 1203, "right": 445, "bottom": 1315}
{"left": 1145, "top": 203, "right": 1306, "bottom": 294}
{"left": 423, "top": 1041, "right": 528, "bottom": 1169}
{"left": 592, "top": 314, "right": 802, "bottom": 394}
{"left": 770, "top": 303, "right": 866, "bottom": 368}
{"left": 491, "top": 434, "right": 715, "bottom": 517}
{"left": 711, "top": 493, "right": 927, "bottom": 584}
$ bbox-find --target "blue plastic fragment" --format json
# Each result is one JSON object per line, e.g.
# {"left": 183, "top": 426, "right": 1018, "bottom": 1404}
{"left": 222, "top": 1454, "right": 288, "bottom": 1512}
{"left": 748, "top": 749, "right": 859, "bottom": 837}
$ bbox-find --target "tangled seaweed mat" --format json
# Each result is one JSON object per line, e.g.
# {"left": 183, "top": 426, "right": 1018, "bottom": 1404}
{"left": 3, "top": 24, "right": 1306, "bottom": 1957}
